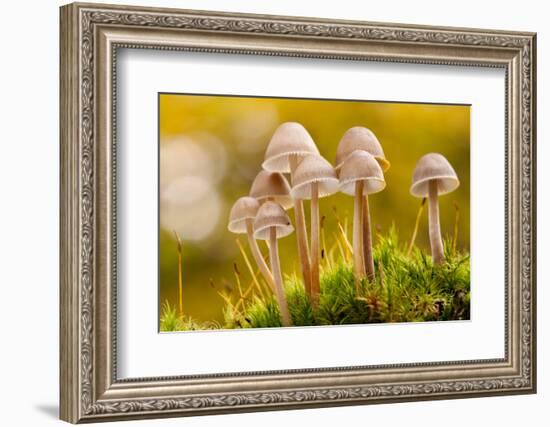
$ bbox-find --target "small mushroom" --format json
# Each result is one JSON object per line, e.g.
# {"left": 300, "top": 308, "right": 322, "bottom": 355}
{"left": 335, "top": 126, "right": 390, "bottom": 172}
{"left": 253, "top": 201, "right": 294, "bottom": 326}
{"left": 262, "top": 122, "right": 320, "bottom": 296}
{"left": 228, "top": 197, "right": 276, "bottom": 292}
{"left": 410, "top": 153, "right": 460, "bottom": 265}
{"left": 339, "top": 151, "right": 386, "bottom": 282}
{"left": 249, "top": 170, "right": 293, "bottom": 209}
{"left": 263, "top": 122, "right": 320, "bottom": 173}
{"left": 291, "top": 155, "right": 339, "bottom": 305}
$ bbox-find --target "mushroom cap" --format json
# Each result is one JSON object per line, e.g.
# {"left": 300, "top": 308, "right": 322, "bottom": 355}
{"left": 335, "top": 126, "right": 390, "bottom": 172}
{"left": 410, "top": 153, "right": 460, "bottom": 197}
{"left": 253, "top": 201, "right": 294, "bottom": 240}
{"left": 262, "top": 122, "right": 320, "bottom": 173}
{"left": 228, "top": 196, "right": 260, "bottom": 233}
{"left": 249, "top": 170, "right": 293, "bottom": 209}
{"left": 290, "top": 154, "right": 340, "bottom": 200}
{"left": 339, "top": 150, "right": 386, "bottom": 196}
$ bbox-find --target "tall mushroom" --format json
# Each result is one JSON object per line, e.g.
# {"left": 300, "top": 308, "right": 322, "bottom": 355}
{"left": 249, "top": 170, "right": 293, "bottom": 209}
{"left": 410, "top": 153, "right": 459, "bottom": 265}
{"left": 335, "top": 126, "right": 390, "bottom": 277}
{"left": 253, "top": 201, "right": 294, "bottom": 326}
{"left": 290, "top": 155, "right": 339, "bottom": 305}
{"left": 339, "top": 150, "right": 386, "bottom": 282}
{"left": 228, "top": 197, "right": 275, "bottom": 292}
{"left": 262, "top": 122, "right": 320, "bottom": 296}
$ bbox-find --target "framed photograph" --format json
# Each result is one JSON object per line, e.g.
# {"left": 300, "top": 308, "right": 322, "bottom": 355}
{"left": 60, "top": 2, "right": 537, "bottom": 423}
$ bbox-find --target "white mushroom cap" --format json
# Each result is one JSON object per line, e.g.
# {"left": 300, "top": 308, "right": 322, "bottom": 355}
{"left": 253, "top": 201, "right": 294, "bottom": 240}
{"left": 410, "top": 153, "right": 460, "bottom": 197}
{"left": 262, "top": 122, "right": 320, "bottom": 173}
{"left": 249, "top": 170, "right": 293, "bottom": 209}
{"left": 290, "top": 154, "right": 340, "bottom": 200}
{"left": 339, "top": 150, "right": 386, "bottom": 196}
{"left": 335, "top": 126, "right": 390, "bottom": 172}
{"left": 228, "top": 196, "right": 260, "bottom": 233}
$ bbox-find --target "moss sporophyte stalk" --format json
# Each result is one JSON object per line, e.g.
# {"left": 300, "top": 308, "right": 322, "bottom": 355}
{"left": 161, "top": 122, "right": 469, "bottom": 331}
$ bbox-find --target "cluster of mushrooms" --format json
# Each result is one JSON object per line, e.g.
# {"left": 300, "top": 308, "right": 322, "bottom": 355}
{"left": 228, "top": 122, "right": 459, "bottom": 326}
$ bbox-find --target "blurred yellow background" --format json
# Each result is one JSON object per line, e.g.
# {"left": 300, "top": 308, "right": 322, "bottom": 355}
{"left": 159, "top": 94, "right": 470, "bottom": 325}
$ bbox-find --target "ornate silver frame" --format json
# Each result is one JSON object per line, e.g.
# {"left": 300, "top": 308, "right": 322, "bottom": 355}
{"left": 60, "top": 2, "right": 537, "bottom": 423}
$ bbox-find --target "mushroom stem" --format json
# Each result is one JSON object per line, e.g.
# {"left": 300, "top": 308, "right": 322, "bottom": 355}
{"left": 268, "top": 227, "right": 292, "bottom": 326}
{"left": 289, "top": 154, "right": 312, "bottom": 297}
{"left": 245, "top": 219, "right": 276, "bottom": 293}
{"left": 362, "top": 194, "right": 375, "bottom": 282}
{"left": 310, "top": 181, "right": 320, "bottom": 306}
{"left": 353, "top": 182, "right": 366, "bottom": 283}
{"left": 428, "top": 180, "right": 445, "bottom": 265}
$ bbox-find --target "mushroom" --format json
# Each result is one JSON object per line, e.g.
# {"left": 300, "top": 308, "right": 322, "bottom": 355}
{"left": 339, "top": 151, "right": 386, "bottom": 282}
{"left": 410, "top": 153, "right": 459, "bottom": 265}
{"left": 335, "top": 126, "right": 390, "bottom": 172}
{"left": 228, "top": 197, "right": 276, "bottom": 292}
{"left": 249, "top": 170, "right": 293, "bottom": 209}
{"left": 335, "top": 126, "right": 390, "bottom": 277}
{"left": 291, "top": 155, "right": 339, "bottom": 305}
{"left": 262, "top": 122, "right": 320, "bottom": 296}
{"left": 263, "top": 122, "right": 320, "bottom": 172}
{"left": 253, "top": 201, "right": 294, "bottom": 326}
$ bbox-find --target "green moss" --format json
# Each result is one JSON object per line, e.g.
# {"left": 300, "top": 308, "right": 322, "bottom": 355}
{"left": 159, "top": 300, "right": 180, "bottom": 332}
{"left": 161, "top": 226, "right": 470, "bottom": 331}
{"left": 244, "top": 298, "right": 283, "bottom": 328}
{"left": 160, "top": 300, "right": 222, "bottom": 331}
